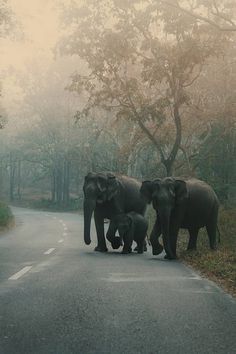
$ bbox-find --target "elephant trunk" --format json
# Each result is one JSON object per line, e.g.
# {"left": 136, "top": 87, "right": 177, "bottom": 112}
{"left": 83, "top": 198, "right": 96, "bottom": 245}
{"left": 159, "top": 208, "right": 174, "bottom": 259}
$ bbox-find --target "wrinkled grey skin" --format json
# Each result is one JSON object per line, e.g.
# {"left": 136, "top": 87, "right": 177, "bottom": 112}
{"left": 108, "top": 212, "right": 148, "bottom": 254}
{"left": 83, "top": 172, "right": 147, "bottom": 252}
{"left": 140, "top": 177, "right": 219, "bottom": 260}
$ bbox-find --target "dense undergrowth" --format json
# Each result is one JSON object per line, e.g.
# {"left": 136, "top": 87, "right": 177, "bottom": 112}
{"left": 0, "top": 202, "right": 14, "bottom": 228}
{"left": 146, "top": 206, "right": 236, "bottom": 297}
{"left": 178, "top": 208, "right": 236, "bottom": 297}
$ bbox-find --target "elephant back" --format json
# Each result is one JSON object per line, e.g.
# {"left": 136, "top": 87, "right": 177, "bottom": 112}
{"left": 119, "top": 175, "right": 147, "bottom": 215}
{"left": 185, "top": 178, "right": 219, "bottom": 227}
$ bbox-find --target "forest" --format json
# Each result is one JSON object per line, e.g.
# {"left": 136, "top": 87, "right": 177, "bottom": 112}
{"left": 0, "top": 0, "right": 235, "bottom": 211}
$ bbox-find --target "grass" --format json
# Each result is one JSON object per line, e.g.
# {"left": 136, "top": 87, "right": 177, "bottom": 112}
{"left": 146, "top": 206, "right": 236, "bottom": 297}
{"left": 178, "top": 208, "right": 236, "bottom": 297}
{"left": 0, "top": 202, "right": 14, "bottom": 229}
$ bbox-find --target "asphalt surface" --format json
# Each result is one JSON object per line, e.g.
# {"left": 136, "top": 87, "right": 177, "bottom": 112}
{"left": 0, "top": 207, "right": 235, "bottom": 354}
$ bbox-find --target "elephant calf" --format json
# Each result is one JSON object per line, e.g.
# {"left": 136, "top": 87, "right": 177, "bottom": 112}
{"left": 107, "top": 212, "right": 148, "bottom": 254}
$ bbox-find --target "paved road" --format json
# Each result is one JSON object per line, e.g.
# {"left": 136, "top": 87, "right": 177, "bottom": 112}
{"left": 0, "top": 207, "right": 235, "bottom": 354}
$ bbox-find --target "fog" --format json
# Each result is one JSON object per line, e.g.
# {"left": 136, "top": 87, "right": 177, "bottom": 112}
{"left": 0, "top": 0, "right": 235, "bottom": 209}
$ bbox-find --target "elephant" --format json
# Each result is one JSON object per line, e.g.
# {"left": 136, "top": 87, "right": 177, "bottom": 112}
{"left": 107, "top": 212, "right": 148, "bottom": 254}
{"left": 83, "top": 172, "right": 147, "bottom": 252}
{"left": 140, "top": 177, "right": 219, "bottom": 260}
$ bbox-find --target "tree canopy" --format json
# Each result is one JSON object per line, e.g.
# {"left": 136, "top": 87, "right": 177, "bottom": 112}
{"left": 59, "top": 0, "right": 234, "bottom": 175}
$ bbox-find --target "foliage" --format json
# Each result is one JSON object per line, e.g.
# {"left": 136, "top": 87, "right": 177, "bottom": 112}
{"left": 0, "top": 0, "right": 13, "bottom": 37}
{"left": 0, "top": 0, "right": 235, "bottom": 210}
{"left": 158, "top": 0, "right": 236, "bottom": 32}
{"left": 0, "top": 201, "right": 13, "bottom": 227}
{"left": 197, "top": 120, "right": 236, "bottom": 203}
{"left": 59, "top": 0, "right": 233, "bottom": 175}
{"left": 178, "top": 208, "right": 236, "bottom": 297}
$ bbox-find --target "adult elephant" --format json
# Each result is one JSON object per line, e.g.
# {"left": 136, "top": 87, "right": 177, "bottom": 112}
{"left": 140, "top": 177, "right": 219, "bottom": 260}
{"left": 83, "top": 172, "right": 147, "bottom": 252}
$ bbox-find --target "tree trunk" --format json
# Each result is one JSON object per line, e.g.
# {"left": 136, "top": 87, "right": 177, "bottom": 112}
{"left": 51, "top": 169, "right": 56, "bottom": 202}
{"left": 17, "top": 159, "right": 21, "bottom": 200}
{"left": 62, "top": 159, "right": 70, "bottom": 206}
{"left": 56, "top": 166, "right": 63, "bottom": 205}
{"left": 9, "top": 153, "right": 16, "bottom": 202}
{"left": 0, "top": 159, "right": 3, "bottom": 198}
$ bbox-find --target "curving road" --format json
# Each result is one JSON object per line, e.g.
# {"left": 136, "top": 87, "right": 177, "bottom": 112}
{"left": 0, "top": 207, "right": 235, "bottom": 354}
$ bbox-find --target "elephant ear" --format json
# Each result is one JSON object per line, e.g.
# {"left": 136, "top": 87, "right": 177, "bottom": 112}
{"left": 83, "top": 172, "right": 94, "bottom": 192}
{"left": 140, "top": 180, "right": 154, "bottom": 204}
{"left": 174, "top": 179, "right": 188, "bottom": 205}
{"left": 107, "top": 174, "right": 120, "bottom": 201}
{"left": 97, "top": 174, "right": 108, "bottom": 193}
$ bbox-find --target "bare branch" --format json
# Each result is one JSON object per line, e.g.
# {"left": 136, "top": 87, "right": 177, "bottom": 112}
{"left": 161, "top": 0, "right": 236, "bottom": 31}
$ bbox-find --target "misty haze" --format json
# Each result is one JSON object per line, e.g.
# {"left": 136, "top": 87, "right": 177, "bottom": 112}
{"left": 0, "top": 1, "right": 235, "bottom": 354}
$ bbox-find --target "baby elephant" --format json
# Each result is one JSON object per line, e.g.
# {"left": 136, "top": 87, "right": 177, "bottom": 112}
{"left": 110, "top": 212, "right": 148, "bottom": 254}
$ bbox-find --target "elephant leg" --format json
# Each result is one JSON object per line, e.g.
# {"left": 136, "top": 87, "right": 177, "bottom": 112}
{"left": 164, "top": 220, "right": 180, "bottom": 258}
{"left": 163, "top": 235, "right": 177, "bottom": 260}
{"left": 150, "top": 219, "right": 163, "bottom": 255}
{"left": 106, "top": 221, "right": 116, "bottom": 242}
{"left": 170, "top": 230, "right": 179, "bottom": 258}
{"left": 143, "top": 239, "right": 147, "bottom": 252}
{"left": 163, "top": 224, "right": 179, "bottom": 260}
{"left": 133, "top": 238, "right": 147, "bottom": 252}
{"left": 106, "top": 221, "right": 122, "bottom": 249}
{"left": 136, "top": 239, "right": 145, "bottom": 254}
{"left": 121, "top": 233, "right": 132, "bottom": 254}
{"left": 206, "top": 208, "right": 218, "bottom": 250}
{"left": 187, "top": 228, "right": 199, "bottom": 250}
{"left": 94, "top": 209, "right": 108, "bottom": 252}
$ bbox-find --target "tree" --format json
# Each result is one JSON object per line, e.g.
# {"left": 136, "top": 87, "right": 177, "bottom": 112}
{"left": 59, "top": 0, "right": 233, "bottom": 175}
{"left": 159, "top": 0, "right": 236, "bottom": 32}
{"left": 0, "top": 0, "right": 16, "bottom": 129}
{"left": 0, "top": 0, "right": 13, "bottom": 37}
{"left": 197, "top": 118, "right": 236, "bottom": 202}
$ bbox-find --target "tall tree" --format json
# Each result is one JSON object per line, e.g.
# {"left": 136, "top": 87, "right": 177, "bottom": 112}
{"left": 0, "top": 0, "right": 15, "bottom": 129}
{"left": 59, "top": 0, "right": 233, "bottom": 175}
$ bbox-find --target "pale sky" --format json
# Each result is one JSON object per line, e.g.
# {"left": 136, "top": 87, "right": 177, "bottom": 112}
{"left": 0, "top": 0, "right": 67, "bottom": 132}
{"left": 1, "top": 0, "right": 60, "bottom": 71}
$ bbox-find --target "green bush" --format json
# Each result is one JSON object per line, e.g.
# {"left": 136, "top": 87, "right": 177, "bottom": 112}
{"left": 0, "top": 202, "right": 13, "bottom": 227}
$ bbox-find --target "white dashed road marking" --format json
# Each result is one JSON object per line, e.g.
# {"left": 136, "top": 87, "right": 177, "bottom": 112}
{"left": 9, "top": 266, "right": 32, "bottom": 280}
{"left": 44, "top": 248, "right": 56, "bottom": 255}
{"left": 7, "top": 215, "right": 70, "bottom": 282}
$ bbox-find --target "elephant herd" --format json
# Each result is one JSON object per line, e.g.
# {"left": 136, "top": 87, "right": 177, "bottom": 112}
{"left": 83, "top": 172, "right": 219, "bottom": 260}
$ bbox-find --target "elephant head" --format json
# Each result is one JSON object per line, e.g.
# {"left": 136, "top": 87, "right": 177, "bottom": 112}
{"left": 113, "top": 213, "right": 132, "bottom": 238}
{"left": 83, "top": 172, "right": 120, "bottom": 245}
{"left": 140, "top": 177, "right": 188, "bottom": 258}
